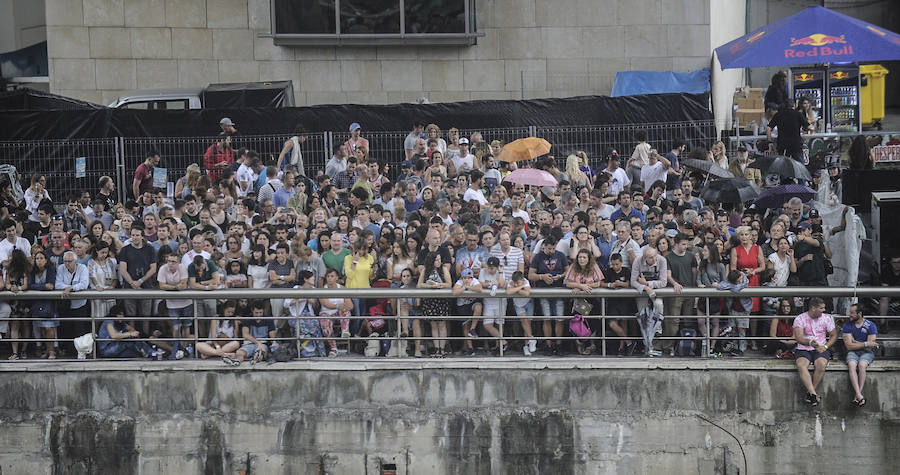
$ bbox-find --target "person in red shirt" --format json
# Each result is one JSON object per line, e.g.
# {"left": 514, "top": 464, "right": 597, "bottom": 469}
{"left": 204, "top": 133, "right": 235, "bottom": 182}
{"left": 132, "top": 150, "right": 160, "bottom": 199}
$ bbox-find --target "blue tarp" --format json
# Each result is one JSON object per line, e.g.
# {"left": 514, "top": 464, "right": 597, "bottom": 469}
{"left": 715, "top": 5, "right": 900, "bottom": 69}
{"left": 611, "top": 69, "right": 710, "bottom": 97}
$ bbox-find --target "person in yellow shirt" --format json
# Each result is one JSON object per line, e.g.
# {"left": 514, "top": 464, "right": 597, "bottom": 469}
{"left": 344, "top": 239, "right": 374, "bottom": 336}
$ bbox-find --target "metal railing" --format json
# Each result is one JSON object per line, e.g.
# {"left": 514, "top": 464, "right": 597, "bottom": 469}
{"left": 0, "top": 120, "right": 717, "bottom": 202}
{"left": 0, "top": 286, "right": 897, "bottom": 361}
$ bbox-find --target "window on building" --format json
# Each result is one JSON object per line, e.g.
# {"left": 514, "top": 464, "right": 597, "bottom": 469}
{"left": 271, "top": 0, "right": 477, "bottom": 46}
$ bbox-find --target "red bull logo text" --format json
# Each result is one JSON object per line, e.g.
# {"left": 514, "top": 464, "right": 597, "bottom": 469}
{"left": 785, "top": 33, "right": 852, "bottom": 58}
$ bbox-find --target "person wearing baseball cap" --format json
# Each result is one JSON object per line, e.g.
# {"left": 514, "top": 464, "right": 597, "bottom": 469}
{"left": 450, "top": 138, "right": 475, "bottom": 177}
{"left": 343, "top": 122, "right": 369, "bottom": 159}
{"left": 219, "top": 117, "right": 237, "bottom": 134}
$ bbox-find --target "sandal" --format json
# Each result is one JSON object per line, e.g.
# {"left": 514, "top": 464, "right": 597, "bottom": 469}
{"left": 327, "top": 348, "right": 338, "bottom": 358}
{"left": 857, "top": 397, "right": 866, "bottom": 407}
{"left": 8, "top": 353, "right": 18, "bottom": 361}
{"left": 48, "top": 352, "right": 57, "bottom": 360}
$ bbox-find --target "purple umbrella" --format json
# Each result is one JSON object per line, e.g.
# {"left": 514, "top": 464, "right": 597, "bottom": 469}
{"left": 753, "top": 184, "right": 817, "bottom": 209}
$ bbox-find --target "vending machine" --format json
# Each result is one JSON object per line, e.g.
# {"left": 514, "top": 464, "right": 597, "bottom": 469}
{"left": 827, "top": 65, "right": 861, "bottom": 132}
{"left": 791, "top": 67, "right": 827, "bottom": 132}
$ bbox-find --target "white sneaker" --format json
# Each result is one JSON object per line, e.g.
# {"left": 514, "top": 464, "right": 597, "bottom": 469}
{"left": 647, "top": 349, "right": 663, "bottom": 357}
{"left": 528, "top": 339, "right": 537, "bottom": 353}
{"left": 341, "top": 330, "right": 351, "bottom": 339}
{"left": 523, "top": 346, "right": 532, "bottom": 356}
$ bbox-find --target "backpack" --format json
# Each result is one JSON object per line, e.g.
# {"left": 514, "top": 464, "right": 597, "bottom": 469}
{"left": 271, "top": 343, "right": 298, "bottom": 362}
{"left": 569, "top": 314, "right": 592, "bottom": 338}
{"left": 675, "top": 327, "right": 698, "bottom": 356}
{"left": 0, "top": 164, "right": 24, "bottom": 202}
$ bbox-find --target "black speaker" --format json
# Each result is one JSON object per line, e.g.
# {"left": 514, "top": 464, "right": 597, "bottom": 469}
{"left": 841, "top": 169, "right": 900, "bottom": 211}
{"left": 872, "top": 191, "right": 900, "bottom": 275}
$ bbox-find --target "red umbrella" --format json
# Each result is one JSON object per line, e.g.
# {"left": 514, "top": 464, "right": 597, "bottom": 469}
{"left": 503, "top": 168, "right": 558, "bottom": 187}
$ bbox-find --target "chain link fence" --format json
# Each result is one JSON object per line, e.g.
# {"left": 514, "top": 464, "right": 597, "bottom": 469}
{"left": 0, "top": 120, "right": 717, "bottom": 203}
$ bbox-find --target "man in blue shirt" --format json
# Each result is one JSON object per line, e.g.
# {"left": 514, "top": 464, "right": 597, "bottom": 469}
{"left": 273, "top": 170, "right": 297, "bottom": 209}
{"left": 610, "top": 191, "right": 644, "bottom": 224}
{"left": 455, "top": 228, "right": 490, "bottom": 278}
{"left": 594, "top": 218, "right": 615, "bottom": 270}
{"left": 842, "top": 304, "right": 879, "bottom": 406}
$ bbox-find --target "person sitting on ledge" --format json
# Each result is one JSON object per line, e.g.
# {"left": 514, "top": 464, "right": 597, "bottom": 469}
{"left": 98, "top": 304, "right": 153, "bottom": 359}
{"left": 792, "top": 297, "right": 837, "bottom": 407}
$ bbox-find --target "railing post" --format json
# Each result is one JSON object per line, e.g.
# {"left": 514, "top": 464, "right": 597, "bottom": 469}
{"left": 704, "top": 297, "right": 711, "bottom": 358}
{"left": 601, "top": 297, "right": 606, "bottom": 357}
{"left": 91, "top": 311, "right": 97, "bottom": 360}
{"left": 193, "top": 299, "right": 200, "bottom": 358}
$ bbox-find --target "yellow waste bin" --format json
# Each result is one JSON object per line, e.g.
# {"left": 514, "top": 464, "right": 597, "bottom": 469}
{"left": 860, "top": 64, "right": 888, "bottom": 129}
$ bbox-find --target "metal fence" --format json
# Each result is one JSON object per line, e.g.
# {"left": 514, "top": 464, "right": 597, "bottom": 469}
{"left": 0, "top": 286, "right": 896, "bottom": 361}
{"left": 0, "top": 120, "right": 717, "bottom": 202}
{"left": 0, "top": 138, "right": 121, "bottom": 203}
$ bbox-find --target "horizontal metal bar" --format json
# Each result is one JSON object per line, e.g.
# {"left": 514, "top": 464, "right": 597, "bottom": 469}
{"left": 1, "top": 287, "right": 897, "bottom": 300}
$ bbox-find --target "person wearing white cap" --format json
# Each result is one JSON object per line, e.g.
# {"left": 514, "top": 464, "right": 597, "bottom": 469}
{"left": 342, "top": 122, "right": 369, "bottom": 159}
{"left": 449, "top": 137, "right": 475, "bottom": 177}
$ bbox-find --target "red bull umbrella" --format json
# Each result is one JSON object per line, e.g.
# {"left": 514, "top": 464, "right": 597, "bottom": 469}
{"left": 715, "top": 5, "right": 900, "bottom": 69}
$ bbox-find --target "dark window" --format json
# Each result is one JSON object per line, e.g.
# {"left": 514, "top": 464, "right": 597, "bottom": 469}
{"left": 340, "top": 0, "right": 400, "bottom": 34}
{"left": 274, "top": 0, "right": 337, "bottom": 35}
{"left": 405, "top": 0, "right": 465, "bottom": 34}
{"left": 271, "top": 0, "right": 477, "bottom": 46}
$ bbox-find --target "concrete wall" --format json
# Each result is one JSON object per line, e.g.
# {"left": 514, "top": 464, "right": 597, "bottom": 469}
{"left": 44, "top": 0, "right": 714, "bottom": 106}
{"left": 0, "top": 360, "right": 897, "bottom": 474}
{"left": 0, "top": 0, "right": 46, "bottom": 54}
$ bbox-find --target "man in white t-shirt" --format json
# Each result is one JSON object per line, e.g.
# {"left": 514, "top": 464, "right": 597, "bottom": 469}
{"left": 181, "top": 234, "right": 211, "bottom": 268}
{"left": 463, "top": 170, "right": 488, "bottom": 208}
{"left": 639, "top": 151, "right": 671, "bottom": 192}
{"left": 236, "top": 154, "right": 261, "bottom": 197}
{"left": 602, "top": 153, "right": 630, "bottom": 196}
{"left": 509, "top": 192, "right": 530, "bottom": 224}
{"left": 0, "top": 218, "right": 30, "bottom": 267}
{"left": 450, "top": 138, "right": 475, "bottom": 176}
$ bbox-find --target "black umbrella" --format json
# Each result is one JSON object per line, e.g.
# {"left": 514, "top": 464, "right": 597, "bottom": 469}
{"left": 753, "top": 184, "right": 816, "bottom": 209}
{"left": 700, "top": 177, "right": 762, "bottom": 204}
{"left": 680, "top": 158, "right": 734, "bottom": 179}
{"left": 747, "top": 155, "right": 813, "bottom": 181}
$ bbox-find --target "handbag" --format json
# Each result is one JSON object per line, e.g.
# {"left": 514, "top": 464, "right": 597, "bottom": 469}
{"left": 824, "top": 259, "right": 834, "bottom": 275}
{"left": 572, "top": 298, "right": 593, "bottom": 316}
{"left": 569, "top": 314, "right": 592, "bottom": 338}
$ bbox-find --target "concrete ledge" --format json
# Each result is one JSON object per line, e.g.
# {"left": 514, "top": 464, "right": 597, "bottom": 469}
{"left": 0, "top": 356, "right": 897, "bottom": 474}
{"left": 2, "top": 357, "right": 899, "bottom": 373}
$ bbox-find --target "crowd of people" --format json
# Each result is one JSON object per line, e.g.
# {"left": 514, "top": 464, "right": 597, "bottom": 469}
{"left": 0, "top": 117, "right": 887, "bottom": 404}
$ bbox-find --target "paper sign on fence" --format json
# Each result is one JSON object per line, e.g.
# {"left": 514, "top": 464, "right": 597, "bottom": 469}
{"left": 153, "top": 167, "right": 167, "bottom": 188}
{"left": 75, "top": 157, "right": 86, "bottom": 178}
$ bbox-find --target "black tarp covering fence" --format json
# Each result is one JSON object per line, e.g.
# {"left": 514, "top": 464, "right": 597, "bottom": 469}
{"left": 0, "top": 93, "right": 712, "bottom": 140}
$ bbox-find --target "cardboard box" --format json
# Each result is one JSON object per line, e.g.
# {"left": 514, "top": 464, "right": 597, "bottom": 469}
{"left": 734, "top": 96, "right": 754, "bottom": 108}
{"left": 750, "top": 97, "right": 764, "bottom": 109}
{"left": 736, "top": 109, "right": 764, "bottom": 124}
